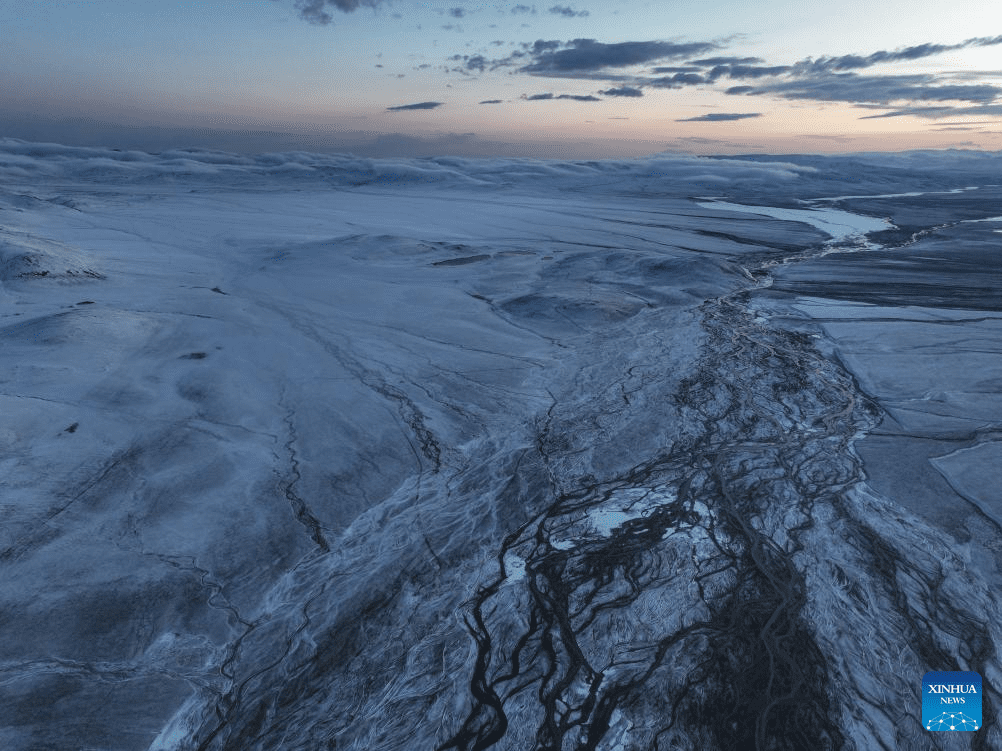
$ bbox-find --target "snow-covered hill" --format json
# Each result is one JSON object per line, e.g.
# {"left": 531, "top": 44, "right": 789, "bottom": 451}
{"left": 2, "top": 139, "right": 1001, "bottom": 750}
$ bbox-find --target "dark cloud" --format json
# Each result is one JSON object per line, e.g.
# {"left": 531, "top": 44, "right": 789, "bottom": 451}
{"left": 948, "top": 70, "right": 1002, "bottom": 81}
{"left": 529, "top": 39, "right": 562, "bottom": 53}
{"left": 698, "top": 36, "right": 1002, "bottom": 121}
{"left": 705, "top": 64, "right": 791, "bottom": 81}
{"left": 466, "top": 55, "right": 488, "bottom": 72}
{"left": 521, "top": 93, "right": 601, "bottom": 101}
{"left": 448, "top": 53, "right": 494, "bottom": 73}
{"left": 291, "top": 0, "right": 380, "bottom": 25}
{"left": 651, "top": 66, "right": 703, "bottom": 74}
{"left": 793, "top": 35, "right": 1002, "bottom": 74}
{"left": 436, "top": 31, "right": 1002, "bottom": 124}
{"left": 387, "top": 101, "right": 444, "bottom": 111}
{"left": 743, "top": 73, "right": 1002, "bottom": 105}
{"left": 549, "top": 5, "right": 589, "bottom": 17}
{"left": 857, "top": 103, "right": 1002, "bottom": 119}
{"left": 291, "top": 0, "right": 615, "bottom": 23}
{"left": 688, "top": 56, "right": 763, "bottom": 66}
{"left": 647, "top": 72, "right": 706, "bottom": 88}
{"left": 450, "top": 48, "right": 531, "bottom": 73}
{"left": 854, "top": 105, "right": 952, "bottom": 118}
{"left": 521, "top": 38, "right": 719, "bottom": 74}
{"left": 449, "top": 54, "right": 489, "bottom": 73}
{"left": 480, "top": 99, "right": 503, "bottom": 104}
{"left": 599, "top": 86, "right": 644, "bottom": 97}
{"left": 676, "top": 112, "right": 762, "bottom": 122}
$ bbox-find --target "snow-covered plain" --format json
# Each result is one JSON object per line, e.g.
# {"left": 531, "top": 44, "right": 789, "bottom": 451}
{"left": 2, "top": 139, "right": 1002, "bottom": 750}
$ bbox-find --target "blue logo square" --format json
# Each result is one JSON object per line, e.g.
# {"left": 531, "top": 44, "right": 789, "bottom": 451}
{"left": 923, "top": 671, "right": 982, "bottom": 731}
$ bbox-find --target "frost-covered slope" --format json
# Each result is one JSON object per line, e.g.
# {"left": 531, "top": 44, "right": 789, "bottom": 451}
{"left": 2, "top": 140, "right": 1001, "bottom": 751}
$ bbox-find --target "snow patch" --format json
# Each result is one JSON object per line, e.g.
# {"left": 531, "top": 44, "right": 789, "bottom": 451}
{"left": 696, "top": 201, "right": 891, "bottom": 241}
{"left": 0, "top": 228, "right": 104, "bottom": 281}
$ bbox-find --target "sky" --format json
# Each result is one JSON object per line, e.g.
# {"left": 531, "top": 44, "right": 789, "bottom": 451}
{"left": 2, "top": 0, "right": 1002, "bottom": 158}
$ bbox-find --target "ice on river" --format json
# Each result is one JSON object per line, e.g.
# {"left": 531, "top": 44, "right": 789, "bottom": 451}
{"left": 697, "top": 200, "right": 892, "bottom": 241}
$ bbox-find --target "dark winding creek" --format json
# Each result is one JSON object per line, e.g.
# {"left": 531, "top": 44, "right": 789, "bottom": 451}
{"left": 434, "top": 202, "right": 1002, "bottom": 751}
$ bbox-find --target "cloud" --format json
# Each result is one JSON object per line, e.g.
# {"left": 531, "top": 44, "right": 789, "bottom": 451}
{"left": 520, "top": 38, "right": 719, "bottom": 74}
{"left": 672, "top": 135, "right": 753, "bottom": 148}
{"left": 289, "top": 0, "right": 610, "bottom": 23}
{"left": 0, "top": 137, "right": 814, "bottom": 187}
{"left": 706, "top": 36, "right": 1002, "bottom": 121}
{"left": 792, "top": 35, "right": 1002, "bottom": 74}
{"left": 291, "top": 0, "right": 380, "bottom": 25}
{"left": 528, "top": 39, "right": 561, "bottom": 53}
{"left": 743, "top": 74, "right": 1002, "bottom": 105}
{"left": 521, "top": 93, "right": 601, "bottom": 101}
{"left": 599, "top": 86, "right": 644, "bottom": 97}
{"left": 387, "top": 101, "right": 444, "bottom": 111}
{"left": 854, "top": 105, "right": 954, "bottom": 118}
{"left": 480, "top": 99, "right": 503, "bottom": 104}
{"left": 948, "top": 70, "right": 1002, "bottom": 81}
{"left": 649, "top": 72, "right": 707, "bottom": 88}
{"left": 651, "top": 66, "right": 703, "bottom": 74}
{"left": 688, "top": 56, "right": 763, "bottom": 66}
{"left": 705, "top": 64, "right": 791, "bottom": 81}
{"left": 857, "top": 103, "right": 1002, "bottom": 119}
{"left": 548, "top": 5, "right": 589, "bottom": 17}
{"left": 676, "top": 112, "right": 762, "bottom": 121}
{"left": 450, "top": 54, "right": 489, "bottom": 73}
{"left": 444, "top": 31, "right": 1002, "bottom": 123}
{"left": 12, "top": 135, "right": 1002, "bottom": 196}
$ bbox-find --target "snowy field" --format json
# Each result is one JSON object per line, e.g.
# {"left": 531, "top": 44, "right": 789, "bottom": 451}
{"left": 2, "top": 139, "right": 1002, "bottom": 750}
